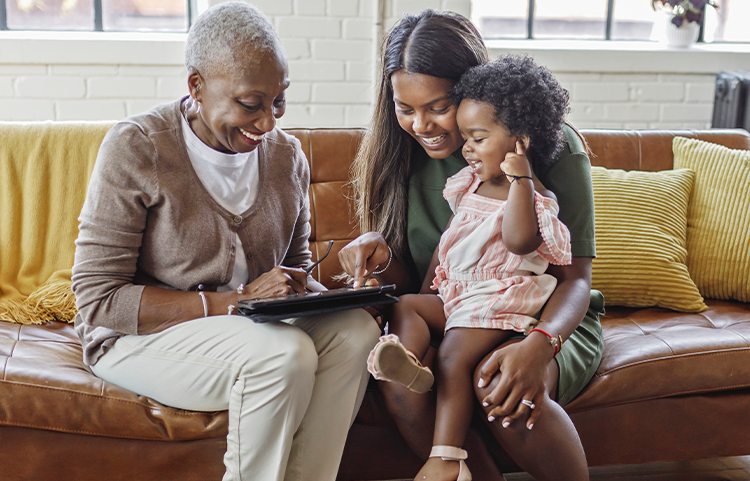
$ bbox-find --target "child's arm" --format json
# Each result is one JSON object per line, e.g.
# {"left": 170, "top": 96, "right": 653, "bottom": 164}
{"left": 531, "top": 174, "right": 556, "bottom": 203}
{"left": 419, "top": 214, "right": 453, "bottom": 294}
{"left": 502, "top": 140, "right": 545, "bottom": 256}
{"left": 420, "top": 245, "right": 440, "bottom": 294}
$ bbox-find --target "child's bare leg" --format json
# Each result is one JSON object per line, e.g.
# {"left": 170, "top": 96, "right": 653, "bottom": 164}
{"left": 379, "top": 348, "right": 506, "bottom": 480}
{"left": 387, "top": 293, "right": 446, "bottom": 360}
{"left": 475, "top": 342, "right": 589, "bottom": 481}
{"left": 376, "top": 294, "right": 443, "bottom": 454}
{"left": 416, "top": 328, "right": 512, "bottom": 481}
{"left": 369, "top": 294, "right": 445, "bottom": 393}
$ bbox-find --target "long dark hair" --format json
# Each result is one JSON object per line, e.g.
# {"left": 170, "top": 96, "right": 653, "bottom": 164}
{"left": 351, "top": 10, "right": 488, "bottom": 267}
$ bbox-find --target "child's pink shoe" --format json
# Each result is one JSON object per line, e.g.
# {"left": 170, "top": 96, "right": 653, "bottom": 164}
{"left": 367, "top": 334, "right": 434, "bottom": 393}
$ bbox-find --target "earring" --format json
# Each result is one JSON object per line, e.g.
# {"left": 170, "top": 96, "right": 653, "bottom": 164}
{"left": 194, "top": 85, "right": 202, "bottom": 113}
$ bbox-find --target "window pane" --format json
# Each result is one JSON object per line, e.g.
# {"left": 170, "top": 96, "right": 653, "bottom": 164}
{"left": 102, "top": 0, "right": 188, "bottom": 32}
{"left": 6, "top": 0, "right": 94, "bottom": 30}
{"left": 704, "top": 0, "right": 750, "bottom": 43}
{"left": 611, "top": 1, "right": 658, "bottom": 40}
{"left": 471, "top": 0, "right": 528, "bottom": 39}
{"left": 533, "top": 0, "right": 607, "bottom": 39}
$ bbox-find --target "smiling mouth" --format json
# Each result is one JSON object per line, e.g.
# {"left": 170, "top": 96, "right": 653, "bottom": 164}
{"left": 238, "top": 127, "right": 264, "bottom": 142}
{"left": 468, "top": 159, "right": 483, "bottom": 171}
{"left": 420, "top": 133, "right": 447, "bottom": 146}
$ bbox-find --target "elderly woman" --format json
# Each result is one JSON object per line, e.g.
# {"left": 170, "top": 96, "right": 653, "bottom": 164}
{"left": 71, "top": 3, "right": 380, "bottom": 481}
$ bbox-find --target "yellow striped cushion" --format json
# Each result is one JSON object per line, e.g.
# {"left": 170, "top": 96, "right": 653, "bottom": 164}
{"left": 591, "top": 166, "right": 706, "bottom": 313}
{"left": 673, "top": 137, "right": 750, "bottom": 302}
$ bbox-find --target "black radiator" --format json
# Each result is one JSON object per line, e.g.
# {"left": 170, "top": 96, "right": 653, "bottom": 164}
{"left": 712, "top": 71, "right": 750, "bottom": 131}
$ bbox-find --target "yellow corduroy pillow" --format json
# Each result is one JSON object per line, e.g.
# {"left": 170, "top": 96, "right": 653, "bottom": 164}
{"left": 673, "top": 137, "right": 750, "bottom": 302}
{"left": 591, "top": 166, "right": 706, "bottom": 313}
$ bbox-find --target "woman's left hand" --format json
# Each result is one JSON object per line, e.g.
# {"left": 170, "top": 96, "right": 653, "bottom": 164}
{"left": 476, "top": 332, "right": 555, "bottom": 430}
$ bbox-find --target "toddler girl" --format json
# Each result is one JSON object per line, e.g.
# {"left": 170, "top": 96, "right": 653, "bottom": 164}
{"left": 367, "top": 55, "right": 572, "bottom": 481}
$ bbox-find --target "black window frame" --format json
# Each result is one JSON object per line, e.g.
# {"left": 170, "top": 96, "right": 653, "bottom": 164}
{"left": 0, "top": 0, "right": 192, "bottom": 32}
{"left": 492, "top": 0, "right": 708, "bottom": 42}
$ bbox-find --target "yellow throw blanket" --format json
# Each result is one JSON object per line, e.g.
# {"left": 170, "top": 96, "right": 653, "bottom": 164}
{"left": 0, "top": 121, "right": 115, "bottom": 324}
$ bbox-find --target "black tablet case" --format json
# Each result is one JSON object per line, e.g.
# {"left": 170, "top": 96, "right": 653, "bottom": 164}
{"left": 237, "top": 285, "right": 398, "bottom": 323}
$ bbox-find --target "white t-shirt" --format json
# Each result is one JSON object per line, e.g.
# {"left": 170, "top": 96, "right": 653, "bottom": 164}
{"left": 181, "top": 113, "right": 259, "bottom": 292}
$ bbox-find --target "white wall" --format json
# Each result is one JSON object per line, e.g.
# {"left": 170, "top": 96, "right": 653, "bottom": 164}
{"left": 0, "top": 33, "right": 189, "bottom": 121}
{"left": 489, "top": 40, "right": 750, "bottom": 130}
{"left": 559, "top": 72, "right": 715, "bottom": 130}
{"left": 0, "top": 0, "right": 749, "bottom": 129}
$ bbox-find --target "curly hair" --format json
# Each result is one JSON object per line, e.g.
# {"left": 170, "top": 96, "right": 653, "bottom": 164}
{"left": 450, "top": 55, "right": 570, "bottom": 171}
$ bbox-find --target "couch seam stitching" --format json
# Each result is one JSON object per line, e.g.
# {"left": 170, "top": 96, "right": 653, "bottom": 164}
{"left": 597, "top": 346, "right": 750, "bottom": 376}
{"left": 4, "top": 340, "right": 17, "bottom": 381}
{"left": 0, "top": 420, "right": 224, "bottom": 440}
{"left": 0, "top": 380, "right": 216, "bottom": 415}
{"left": 1, "top": 352, "right": 8, "bottom": 381}
{"left": 567, "top": 382, "right": 750, "bottom": 414}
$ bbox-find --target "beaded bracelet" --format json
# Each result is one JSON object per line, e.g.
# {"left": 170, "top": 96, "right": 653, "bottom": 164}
{"left": 372, "top": 246, "right": 393, "bottom": 275}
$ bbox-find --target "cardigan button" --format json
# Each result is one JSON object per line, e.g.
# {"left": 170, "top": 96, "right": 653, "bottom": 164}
{"left": 233, "top": 215, "right": 242, "bottom": 224}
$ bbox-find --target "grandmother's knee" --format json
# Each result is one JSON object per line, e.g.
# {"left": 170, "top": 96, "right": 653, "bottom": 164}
{"left": 267, "top": 329, "right": 318, "bottom": 389}
{"left": 328, "top": 308, "right": 381, "bottom": 358}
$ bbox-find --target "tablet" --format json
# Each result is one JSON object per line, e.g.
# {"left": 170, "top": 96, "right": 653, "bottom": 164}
{"left": 237, "top": 284, "right": 398, "bottom": 323}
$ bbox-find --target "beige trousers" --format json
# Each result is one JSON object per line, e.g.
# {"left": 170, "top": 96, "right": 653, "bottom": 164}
{"left": 92, "top": 309, "right": 380, "bottom": 481}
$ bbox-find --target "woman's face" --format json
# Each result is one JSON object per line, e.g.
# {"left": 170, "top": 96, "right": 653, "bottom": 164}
{"left": 391, "top": 70, "right": 464, "bottom": 159}
{"left": 189, "top": 47, "right": 289, "bottom": 154}
{"left": 457, "top": 99, "right": 519, "bottom": 183}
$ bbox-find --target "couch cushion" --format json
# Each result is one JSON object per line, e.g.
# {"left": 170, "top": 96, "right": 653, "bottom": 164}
{"left": 566, "top": 299, "right": 750, "bottom": 412}
{"left": 287, "top": 129, "right": 363, "bottom": 289}
{"left": 673, "top": 137, "right": 750, "bottom": 303}
{"left": 590, "top": 166, "right": 705, "bottom": 313}
{"left": 0, "top": 321, "right": 227, "bottom": 441}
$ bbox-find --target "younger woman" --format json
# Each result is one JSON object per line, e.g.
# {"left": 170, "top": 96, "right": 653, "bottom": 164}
{"left": 367, "top": 56, "right": 572, "bottom": 481}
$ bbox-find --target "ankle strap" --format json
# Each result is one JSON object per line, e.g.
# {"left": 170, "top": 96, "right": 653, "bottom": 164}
{"left": 430, "top": 445, "right": 468, "bottom": 461}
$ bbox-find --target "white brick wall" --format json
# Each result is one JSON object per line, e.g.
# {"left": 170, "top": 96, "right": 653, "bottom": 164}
{"left": 0, "top": 64, "right": 187, "bottom": 121}
{"left": 0, "top": 0, "right": 746, "bottom": 130}
{"left": 214, "top": 0, "right": 471, "bottom": 127}
{"left": 563, "top": 73, "right": 716, "bottom": 129}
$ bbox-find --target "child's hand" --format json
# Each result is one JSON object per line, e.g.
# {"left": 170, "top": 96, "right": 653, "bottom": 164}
{"left": 500, "top": 140, "right": 533, "bottom": 180}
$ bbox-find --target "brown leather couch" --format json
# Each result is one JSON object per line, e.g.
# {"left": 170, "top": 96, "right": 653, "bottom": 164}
{"left": 1, "top": 126, "right": 749, "bottom": 481}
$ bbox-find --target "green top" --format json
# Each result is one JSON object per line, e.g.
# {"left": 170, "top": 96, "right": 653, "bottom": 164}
{"left": 407, "top": 124, "right": 596, "bottom": 282}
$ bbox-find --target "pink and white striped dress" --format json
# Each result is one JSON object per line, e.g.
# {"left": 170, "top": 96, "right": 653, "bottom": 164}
{"left": 431, "top": 166, "right": 572, "bottom": 333}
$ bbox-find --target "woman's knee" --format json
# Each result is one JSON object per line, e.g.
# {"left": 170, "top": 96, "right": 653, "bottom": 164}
{"left": 257, "top": 327, "right": 318, "bottom": 389}
{"left": 489, "top": 393, "right": 553, "bottom": 436}
{"left": 327, "top": 308, "right": 381, "bottom": 358}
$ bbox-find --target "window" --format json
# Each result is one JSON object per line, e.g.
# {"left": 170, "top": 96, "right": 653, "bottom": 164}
{"left": 472, "top": 0, "right": 750, "bottom": 43}
{"left": 0, "top": 0, "right": 190, "bottom": 32}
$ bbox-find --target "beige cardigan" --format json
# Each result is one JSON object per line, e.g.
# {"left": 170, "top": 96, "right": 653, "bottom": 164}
{"left": 72, "top": 99, "right": 312, "bottom": 365}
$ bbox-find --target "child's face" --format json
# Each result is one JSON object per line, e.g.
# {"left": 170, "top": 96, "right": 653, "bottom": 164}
{"left": 456, "top": 99, "right": 519, "bottom": 183}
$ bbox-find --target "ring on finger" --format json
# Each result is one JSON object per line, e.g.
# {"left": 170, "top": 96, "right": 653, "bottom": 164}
{"left": 520, "top": 399, "right": 535, "bottom": 410}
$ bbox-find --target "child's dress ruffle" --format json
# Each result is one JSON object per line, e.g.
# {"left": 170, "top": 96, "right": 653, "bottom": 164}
{"left": 432, "top": 166, "right": 572, "bottom": 333}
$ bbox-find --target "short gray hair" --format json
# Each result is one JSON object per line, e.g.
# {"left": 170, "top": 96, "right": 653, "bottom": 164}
{"left": 185, "top": 1, "right": 284, "bottom": 78}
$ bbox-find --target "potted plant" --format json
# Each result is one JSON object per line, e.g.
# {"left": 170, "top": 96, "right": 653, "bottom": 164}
{"left": 651, "top": 0, "right": 717, "bottom": 47}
